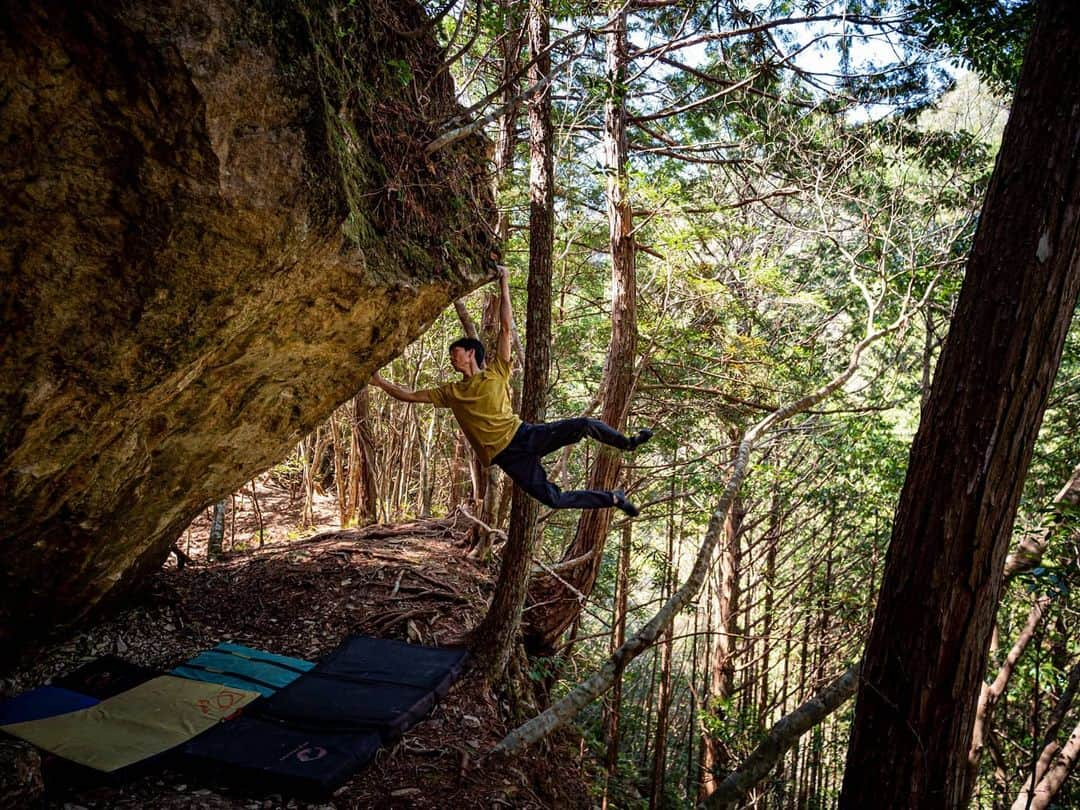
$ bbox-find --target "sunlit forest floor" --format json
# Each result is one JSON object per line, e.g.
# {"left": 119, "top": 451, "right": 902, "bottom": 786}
{"left": 5, "top": 504, "right": 591, "bottom": 808}
{"left": 178, "top": 475, "right": 341, "bottom": 559}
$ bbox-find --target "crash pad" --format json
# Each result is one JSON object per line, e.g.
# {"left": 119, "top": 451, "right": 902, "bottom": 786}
{"left": 252, "top": 636, "right": 467, "bottom": 739}
{"left": 1, "top": 675, "right": 259, "bottom": 772}
{"left": 171, "top": 642, "right": 314, "bottom": 697}
{"left": 52, "top": 655, "right": 159, "bottom": 699}
{"left": 183, "top": 717, "right": 382, "bottom": 796}
{"left": 0, "top": 686, "right": 98, "bottom": 725}
{"left": 181, "top": 636, "right": 468, "bottom": 796}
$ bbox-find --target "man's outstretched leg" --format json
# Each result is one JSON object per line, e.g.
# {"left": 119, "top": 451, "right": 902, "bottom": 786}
{"left": 493, "top": 437, "right": 640, "bottom": 515}
{"left": 524, "top": 417, "right": 652, "bottom": 456}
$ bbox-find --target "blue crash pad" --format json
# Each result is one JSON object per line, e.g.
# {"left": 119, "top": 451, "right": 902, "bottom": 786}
{"left": 172, "top": 642, "right": 314, "bottom": 697}
{"left": 0, "top": 686, "right": 98, "bottom": 725}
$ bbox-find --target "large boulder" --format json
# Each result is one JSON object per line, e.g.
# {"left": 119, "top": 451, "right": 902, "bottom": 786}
{"left": 0, "top": 0, "right": 496, "bottom": 657}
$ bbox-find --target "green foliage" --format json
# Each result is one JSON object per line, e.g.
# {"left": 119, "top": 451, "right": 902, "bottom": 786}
{"left": 386, "top": 57, "right": 414, "bottom": 86}
{"left": 335, "top": 1, "right": 1071, "bottom": 805}
{"left": 906, "top": 0, "right": 1034, "bottom": 94}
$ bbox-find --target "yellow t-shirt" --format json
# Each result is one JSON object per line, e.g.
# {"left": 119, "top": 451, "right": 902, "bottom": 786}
{"left": 423, "top": 355, "right": 521, "bottom": 466}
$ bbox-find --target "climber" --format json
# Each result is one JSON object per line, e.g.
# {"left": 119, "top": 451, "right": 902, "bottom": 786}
{"left": 370, "top": 266, "right": 651, "bottom": 516}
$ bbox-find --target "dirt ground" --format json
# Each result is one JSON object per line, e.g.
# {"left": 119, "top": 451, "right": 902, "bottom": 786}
{"left": 2, "top": 481, "right": 593, "bottom": 809}
{"left": 176, "top": 474, "right": 343, "bottom": 561}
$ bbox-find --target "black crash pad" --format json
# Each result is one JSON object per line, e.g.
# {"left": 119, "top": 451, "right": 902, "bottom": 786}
{"left": 252, "top": 636, "right": 468, "bottom": 739}
{"left": 52, "top": 655, "right": 159, "bottom": 700}
{"left": 181, "top": 636, "right": 468, "bottom": 796}
{"left": 183, "top": 717, "right": 382, "bottom": 797}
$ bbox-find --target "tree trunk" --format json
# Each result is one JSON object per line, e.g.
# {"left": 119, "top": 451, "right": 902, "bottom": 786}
{"left": 208, "top": 499, "right": 226, "bottom": 559}
{"left": 524, "top": 3, "right": 637, "bottom": 652}
{"left": 700, "top": 490, "right": 745, "bottom": 799}
{"left": 469, "top": 0, "right": 551, "bottom": 680}
{"left": 650, "top": 626, "right": 674, "bottom": 809}
{"left": 602, "top": 523, "right": 631, "bottom": 810}
{"left": 329, "top": 412, "right": 348, "bottom": 526}
{"left": 840, "top": 2, "right": 1080, "bottom": 806}
{"left": 687, "top": 585, "right": 701, "bottom": 800}
{"left": 299, "top": 436, "right": 316, "bottom": 526}
{"left": 759, "top": 489, "right": 780, "bottom": 724}
{"left": 650, "top": 501, "right": 676, "bottom": 809}
{"left": 349, "top": 388, "right": 379, "bottom": 525}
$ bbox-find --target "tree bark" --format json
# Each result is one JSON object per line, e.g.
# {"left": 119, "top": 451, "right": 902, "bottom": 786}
{"left": 470, "top": 0, "right": 552, "bottom": 681}
{"left": 602, "top": 523, "right": 631, "bottom": 810}
{"left": 523, "top": 1, "right": 637, "bottom": 653}
{"left": 840, "top": 2, "right": 1080, "bottom": 806}
{"left": 700, "top": 487, "right": 745, "bottom": 799}
{"left": 329, "top": 412, "right": 348, "bottom": 526}
{"left": 349, "top": 388, "right": 379, "bottom": 525}
{"left": 208, "top": 500, "right": 226, "bottom": 558}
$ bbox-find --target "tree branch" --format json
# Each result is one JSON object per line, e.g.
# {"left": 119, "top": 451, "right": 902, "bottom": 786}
{"left": 704, "top": 665, "right": 860, "bottom": 807}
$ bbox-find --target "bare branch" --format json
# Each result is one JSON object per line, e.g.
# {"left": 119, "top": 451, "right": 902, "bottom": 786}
{"left": 704, "top": 665, "right": 860, "bottom": 807}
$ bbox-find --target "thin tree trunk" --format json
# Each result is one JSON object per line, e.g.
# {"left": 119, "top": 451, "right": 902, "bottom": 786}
{"left": 701, "top": 487, "right": 745, "bottom": 799}
{"left": 650, "top": 625, "right": 674, "bottom": 809}
{"left": 968, "top": 595, "right": 1053, "bottom": 790}
{"left": 330, "top": 412, "right": 348, "bottom": 526}
{"left": 299, "top": 437, "right": 315, "bottom": 527}
{"left": 469, "top": 0, "right": 551, "bottom": 680}
{"left": 523, "top": 2, "right": 637, "bottom": 653}
{"left": 208, "top": 499, "right": 226, "bottom": 558}
{"left": 795, "top": 599, "right": 812, "bottom": 810}
{"left": 760, "top": 489, "right": 780, "bottom": 723}
{"left": 698, "top": 569, "right": 715, "bottom": 799}
{"left": 841, "top": 2, "right": 1080, "bottom": 804}
{"left": 688, "top": 589, "right": 701, "bottom": 800}
{"left": 250, "top": 479, "right": 263, "bottom": 547}
{"left": 602, "top": 523, "right": 631, "bottom": 810}
{"left": 450, "top": 431, "right": 471, "bottom": 509}
{"left": 651, "top": 498, "right": 677, "bottom": 808}
{"left": 350, "top": 388, "right": 379, "bottom": 524}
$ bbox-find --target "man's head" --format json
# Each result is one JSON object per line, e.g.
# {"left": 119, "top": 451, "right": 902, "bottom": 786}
{"left": 449, "top": 337, "right": 485, "bottom": 373}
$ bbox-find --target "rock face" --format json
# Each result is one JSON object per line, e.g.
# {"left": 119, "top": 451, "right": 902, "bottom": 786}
{"left": 0, "top": 0, "right": 495, "bottom": 657}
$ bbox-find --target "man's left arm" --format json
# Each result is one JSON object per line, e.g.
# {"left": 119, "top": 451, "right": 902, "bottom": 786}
{"left": 496, "top": 265, "right": 513, "bottom": 365}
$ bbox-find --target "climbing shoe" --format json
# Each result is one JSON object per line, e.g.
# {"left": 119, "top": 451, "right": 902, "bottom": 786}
{"left": 628, "top": 428, "right": 654, "bottom": 450}
{"left": 612, "top": 490, "right": 640, "bottom": 517}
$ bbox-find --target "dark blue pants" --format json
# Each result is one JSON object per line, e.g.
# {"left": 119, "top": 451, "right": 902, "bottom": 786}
{"left": 492, "top": 417, "right": 631, "bottom": 510}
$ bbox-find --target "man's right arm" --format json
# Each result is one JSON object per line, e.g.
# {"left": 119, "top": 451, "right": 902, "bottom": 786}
{"left": 370, "top": 372, "right": 432, "bottom": 404}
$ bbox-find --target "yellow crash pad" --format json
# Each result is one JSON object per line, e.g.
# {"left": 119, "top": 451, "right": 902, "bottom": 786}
{"left": 1, "top": 675, "right": 259, "bottom": 772}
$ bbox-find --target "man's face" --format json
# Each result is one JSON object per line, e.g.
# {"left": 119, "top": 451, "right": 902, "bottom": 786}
{"left": 450, "top": 347, "right": 474, "bottom": 373}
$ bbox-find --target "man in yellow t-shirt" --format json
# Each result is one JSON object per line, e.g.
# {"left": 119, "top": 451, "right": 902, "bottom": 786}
{"left": 371, "top": 267, "right": 651, "bottom": 515}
